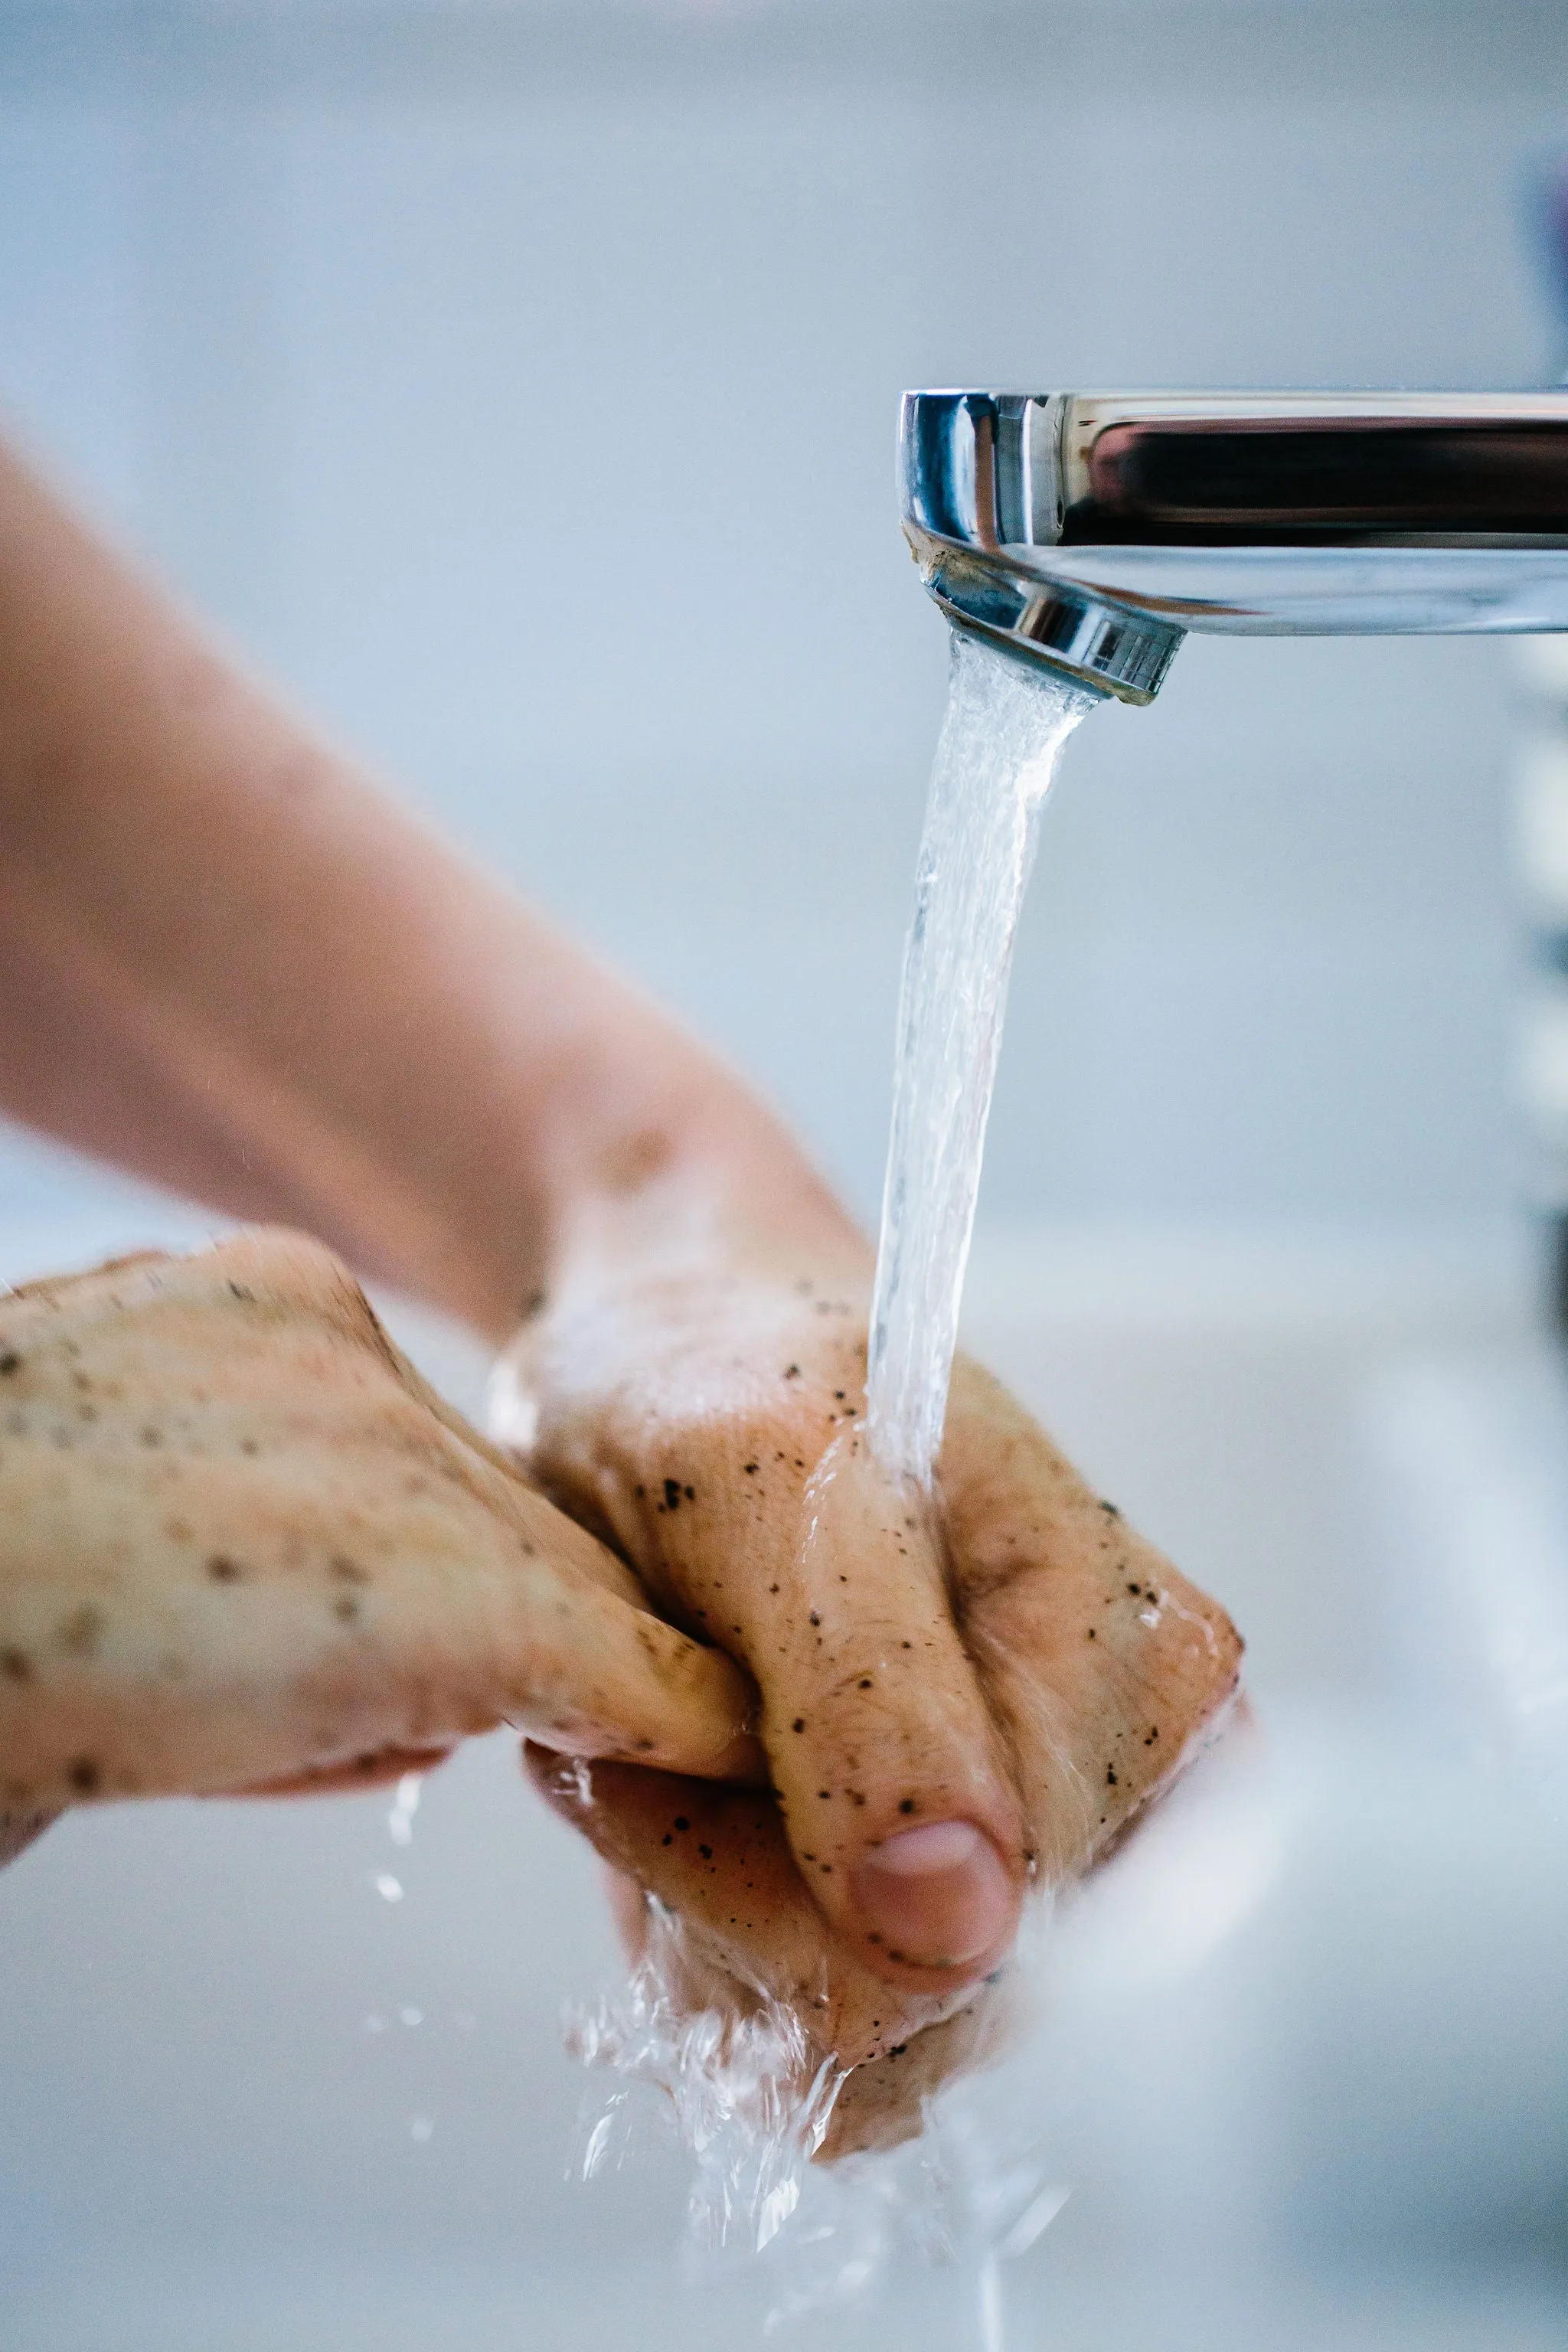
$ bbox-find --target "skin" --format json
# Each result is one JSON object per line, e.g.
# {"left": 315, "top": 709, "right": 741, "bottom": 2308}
{"left": 501, "top": 1245, "right": 1027, "bottom": 1989}
{"left": 522, "top": 1341, "right": 1241, "bottom": 2154}
{"left": 0, "top": 433, "right": 1243, "bottom": 2134}
{"left": 0, "top": 1230, "right": 761, "bottom": 1821}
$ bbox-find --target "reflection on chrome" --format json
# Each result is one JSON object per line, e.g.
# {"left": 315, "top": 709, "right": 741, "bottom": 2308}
{"left": 900, "top": 389, "right": 1568, "bottom": 703}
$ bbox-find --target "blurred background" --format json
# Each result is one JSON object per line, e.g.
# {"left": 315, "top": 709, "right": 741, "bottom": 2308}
{"left": 2, "top": 1, "right": 1568, "bottom": 2345}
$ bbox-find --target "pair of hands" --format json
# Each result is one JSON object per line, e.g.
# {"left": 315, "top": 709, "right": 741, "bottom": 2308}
{"left": 0, "top": 430, "right": 1243, "bottom": 2147}
{"left": 0, "top": 1224, "right": 1240, "bottom": 2149}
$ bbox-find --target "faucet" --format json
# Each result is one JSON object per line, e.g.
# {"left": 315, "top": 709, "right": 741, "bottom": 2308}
{"left": 900, "top": 390, "right": 1568, "bottom": 703}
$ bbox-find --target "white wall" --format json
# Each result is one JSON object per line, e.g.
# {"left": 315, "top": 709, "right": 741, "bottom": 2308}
{"left": 1, "top": 0, "right": 1565, "bottom": 1238}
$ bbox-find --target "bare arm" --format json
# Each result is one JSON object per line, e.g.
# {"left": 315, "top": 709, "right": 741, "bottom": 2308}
{"left": 0, "top": 435, "right": 856, "bottom": 1340}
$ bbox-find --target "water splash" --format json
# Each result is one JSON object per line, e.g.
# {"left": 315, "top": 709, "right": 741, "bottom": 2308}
{"left": 867, "top": 632, "right": 1097, "bottom": 1487}
{"left": 568, "top": 1893, "right": 1073, "bottom": 2321}
{"left": 566, "top": 1901, "right": 844, "bottom": 2256}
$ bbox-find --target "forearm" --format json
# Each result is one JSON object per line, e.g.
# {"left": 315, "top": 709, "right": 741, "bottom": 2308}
{"left": 0, "top": 436, "right": 855, "bottom": 1335}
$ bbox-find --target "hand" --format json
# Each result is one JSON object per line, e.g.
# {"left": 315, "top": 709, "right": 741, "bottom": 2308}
{"left": 0, "top": 1230, "right": 761, "bottom": 1818}
{"left": 502, "top": 1220, "right": 1242, "bottom": 2148}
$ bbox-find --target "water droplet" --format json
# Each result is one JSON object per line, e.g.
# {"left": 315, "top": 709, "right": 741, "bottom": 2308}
{"left": 374, "top": 1872, "right": 403, "bottom": 1903}
{"left": 410, "top": 2115, "right": 434, "bottom": 2144}
{"left": 387, "top": 1772, "right": 423, "bottom": 1847}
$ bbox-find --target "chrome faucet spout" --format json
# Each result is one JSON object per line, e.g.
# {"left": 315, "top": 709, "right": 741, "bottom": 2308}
{"left": 900, "top": 390, "right": 1568, "bottom": 704}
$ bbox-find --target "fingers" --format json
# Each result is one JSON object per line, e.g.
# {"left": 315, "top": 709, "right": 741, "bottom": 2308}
{"left": 0, "top": 1230, "right": 762, "bottom": 1811}
{"left": 524, "top": 1745, "right": 976, "bottom": 2073}
{"left": 519, "top": 1271, "right": 1025, "bottom": 1991}
{"left": 751, "top": 1434, "right": 1020, "bottom": 1984}
{"left": 528, "top": 1746, "right": 1011, "bottom": 2161}
{"left": 939, "top": 1354, "right": 1243, "bottom": 1879}
{"left": 822, "top": 1993, "right": 1014, "bottom": 2162}
{"left": 522, "top": 1308, "right": 1241, "bottom": 2156}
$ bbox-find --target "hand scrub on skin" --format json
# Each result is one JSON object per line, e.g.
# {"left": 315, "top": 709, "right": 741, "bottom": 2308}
{"left": 0, "top": 1230, "right": 762, "bottom": 1815}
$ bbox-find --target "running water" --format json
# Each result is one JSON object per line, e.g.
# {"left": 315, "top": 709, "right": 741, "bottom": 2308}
{"left": 867, "top": 631, "right": 1098, "bottom": 1486}
{"left": 563, "top": 629, "right": 1098, "bottom": 2325}
{"left": 863, "top": 631, "right": 1096, "bottom": 2351}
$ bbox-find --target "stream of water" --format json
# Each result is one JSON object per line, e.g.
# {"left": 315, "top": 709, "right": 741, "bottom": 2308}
{"left": 866, "top": 630, "right": 1097, "bottom": 1486}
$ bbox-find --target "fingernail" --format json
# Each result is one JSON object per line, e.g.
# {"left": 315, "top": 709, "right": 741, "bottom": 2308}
{"left": 849, "top": 1820, "right": 1014, "bottom": 1968}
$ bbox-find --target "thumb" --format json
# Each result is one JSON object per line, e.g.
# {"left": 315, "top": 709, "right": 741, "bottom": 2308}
{"left": 747, "top": 1429, "right": 1024, "bottom": 1988}
{"left": 540, "top": 1312, "right": 1028, "bottom": 1988}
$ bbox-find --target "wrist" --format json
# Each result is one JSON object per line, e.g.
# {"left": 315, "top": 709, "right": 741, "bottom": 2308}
{"left": 490, "top": 1102, "right": 872, "bottom": 1488}
{"left": 542, "top": 1070, "right": 870, "bottom": 1315}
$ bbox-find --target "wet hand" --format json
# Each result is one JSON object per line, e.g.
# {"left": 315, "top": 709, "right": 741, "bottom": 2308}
{"left": 0, "top": 1230, "right": 760, "bottom": 1817}
{"left": 498, "top": 1246, "right": 1029, "bottom": 1991}
{"left": 501, "top": 1237, "right": 1242, "bottom": 2114}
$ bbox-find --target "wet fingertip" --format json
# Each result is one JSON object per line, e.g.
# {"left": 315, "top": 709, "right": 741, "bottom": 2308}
{"left": 848, "top": 1819, "right": 1015, "bottom": 1971}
